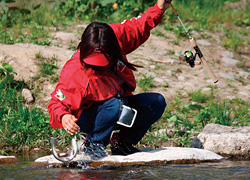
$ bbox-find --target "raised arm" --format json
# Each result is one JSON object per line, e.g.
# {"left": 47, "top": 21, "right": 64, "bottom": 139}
{"left": 110, "top": 0, "right": 172, "bottom": 54}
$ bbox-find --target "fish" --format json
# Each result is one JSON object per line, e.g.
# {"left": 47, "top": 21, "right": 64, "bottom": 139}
{"left": 51, "top": 135, "right": 78, "bottom": 164}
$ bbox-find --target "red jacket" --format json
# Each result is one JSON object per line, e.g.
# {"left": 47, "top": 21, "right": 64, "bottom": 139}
{"left": 48, "top": 4, "right": 164, "bottom": 129}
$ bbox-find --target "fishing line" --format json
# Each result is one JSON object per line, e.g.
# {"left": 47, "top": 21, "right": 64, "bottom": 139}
{"left": 170, "top": 3, "right": 192, "bottom": 39}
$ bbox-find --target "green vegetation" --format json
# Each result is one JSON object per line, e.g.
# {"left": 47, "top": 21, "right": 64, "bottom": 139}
{"left": 0, "top": 62, "right": 17, "bottom": 85}
{"left": 137, "top": 74, "right": 156, "bottom": 93}
{"left": 33, "top": 52, "right": 59, "bottom": 83}
{"left": 0, "top": 62, "right": 72, "bottom": 154}
{"left": 1, "top": 0, "right": 249, "bottom": 54}
{"left": 140, "top": 89, "right": 250, "bottom": 148}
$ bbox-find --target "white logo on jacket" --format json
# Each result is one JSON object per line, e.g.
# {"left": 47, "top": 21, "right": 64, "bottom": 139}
{"left": 121, "top": 15, "right": 142, "bottom": 24}
{"left": 55, "top": 89, "right": 65, "bottom": 101}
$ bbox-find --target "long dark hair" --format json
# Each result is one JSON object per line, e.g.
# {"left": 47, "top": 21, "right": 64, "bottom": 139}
{"left": 77, "top": 22, "right": 140, "bottom": 71}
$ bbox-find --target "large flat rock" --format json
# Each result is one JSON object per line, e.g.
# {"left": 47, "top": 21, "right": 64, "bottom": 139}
{"left": 31, "top": 147, "right": 223, "bottom": 168}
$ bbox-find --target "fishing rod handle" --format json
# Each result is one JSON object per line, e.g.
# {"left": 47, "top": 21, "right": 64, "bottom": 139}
{"left": 190, "top": 38, "right": 218, "bottom": 83}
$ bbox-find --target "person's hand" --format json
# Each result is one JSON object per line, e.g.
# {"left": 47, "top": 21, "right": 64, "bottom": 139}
{"left": 61, "top": 114, "right": 80, "bottom": 135}
{"left": 157, "top": 0, "right": 172, "bottom": 12}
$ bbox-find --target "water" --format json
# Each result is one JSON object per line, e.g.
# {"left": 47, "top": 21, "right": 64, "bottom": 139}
{"left": 1, "top": 156, "right": 250, "bottom": 180}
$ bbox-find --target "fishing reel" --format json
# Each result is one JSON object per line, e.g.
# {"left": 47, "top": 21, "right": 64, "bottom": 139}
{"left": 183, "top": 50, "right": 201, "bottom": 68}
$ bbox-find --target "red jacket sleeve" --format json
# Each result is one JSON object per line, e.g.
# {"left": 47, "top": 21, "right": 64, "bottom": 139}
{"left": 48, "top": 75, "right": 83, "bottom": 129}
{"left": 110, "top": 4, "right": 164, "bottom": 54}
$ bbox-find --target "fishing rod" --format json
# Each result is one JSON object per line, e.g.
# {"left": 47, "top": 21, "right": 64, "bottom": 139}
{"left": 170, "top": 3, "right": 218, "bottom": 83}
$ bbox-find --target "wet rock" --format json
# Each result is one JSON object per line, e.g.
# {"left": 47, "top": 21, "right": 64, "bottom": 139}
{"left": 0, "top": 156, "right": 20, "bottom": 165}
{"left": 32, "top": 155, "right": 64, "bottom": 168}
{"left": 190, "top": 123, "right": 250, "bottom": 158}
{"left": 31, "top": 147, "right": 223, "bottom": 168}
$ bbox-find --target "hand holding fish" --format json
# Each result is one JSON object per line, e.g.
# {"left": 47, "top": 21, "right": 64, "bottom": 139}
{"left": 62, "top": 114, "right": 80, "bottom": 135}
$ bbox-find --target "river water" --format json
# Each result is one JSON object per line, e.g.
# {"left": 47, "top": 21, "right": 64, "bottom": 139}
{"left": 1, "top": 155, "right": 250, "bottom": 180}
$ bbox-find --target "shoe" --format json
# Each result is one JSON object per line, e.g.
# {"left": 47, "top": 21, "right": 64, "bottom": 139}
{"left": 110, "top": 133, "right": 141, "bottom": 156}
{"left": 83, "top": 140, "right": 108, "bottom": 160}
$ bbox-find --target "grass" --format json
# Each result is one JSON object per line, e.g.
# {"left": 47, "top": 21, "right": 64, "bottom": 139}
{"left": 0, "top": 62, "right": 62, "bottom": 153}
{"left": 34, "top": 52, "right": 59, "bottom": 80}
{"left": 139, "top": 89, "right": 250, "bottom": 148}
{"left": 0, "top": 0, "right": 249, "bottom": 55}
{"left": 221, "top": 29, "right": 245, "bottom": 53}
{"left": 152, "top": 30, "right": 165, "bottom": 37}
{"left": 0, "top": 81, "right": 74, "bottom": 154}
{"left": 137, "top": 74, "right": 156, "bottom": 93}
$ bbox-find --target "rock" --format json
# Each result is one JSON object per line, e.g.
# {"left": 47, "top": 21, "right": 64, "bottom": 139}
{"left": 165, "top": 70, "right": 173, "bottom": 76}
{"left": 245, "top": 85, "right": 250, "bottom": 90}
{"left": 154, "top": 77, "right": 165, "bottom": 84}
{"left": 191, "top": 30, "right": 200, "bottom": 39}
{"left": 196, "top": 39, "right": 211, "bottom": 46}
{"left": 0, "top": 156, "right": 20, "bottom": 165}
{"left": 31, "top": 147, "right": 223, "bottom": 168}
{"left": 32, "top": 154, "right": 64, "bottom": 168}
{"left": 225, "top": 95, "right": 236, "bottom": 100}
{"left": 51, "top": 32, "right": 78, "bottom": 42}
{"left": 190, "top": 123, "right": 250, "bottom": 158}
{"left": 146, "top": 72, "right": 156, "bottom": 78}
{"left": 22, "top": 88, "right": 34, "bottom": 103}
{"left": 222, "top": 51, "right": 235, "bottom": 59}
{"left": 161, "top": 141, "right": 179, "bottom": 147}
{"left": 219, "top": 72, "right": 235, "bottom": 80}
{"left": 202, "top": 87, "right": 212, "bottom": 93}
{"left": 238, "top": 92, "right": 249, "bottom": 98}
{"left": 238, "top": 71, "right": 250, "bottom": 79}
{"left": 206, "top": 79, "right": 215, "bottom": 84}
{"left": 149, "top": 65, "right": 156, "bottom": 69}
{"left": 221, "top": 57, "right": 239, "bottom": 68}
{"left": 178, "top": 75, "right": 185, "bottom": 81}
{"left": 217, "top": 81, "right": 226, "bottom": 89}
{"left": 76, "top": 24, "right": 88, "bottom": 29}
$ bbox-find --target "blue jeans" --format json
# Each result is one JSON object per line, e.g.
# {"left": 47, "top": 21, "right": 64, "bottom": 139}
{"left": 77, "top": 93, "right": 166, "bottom": 146}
